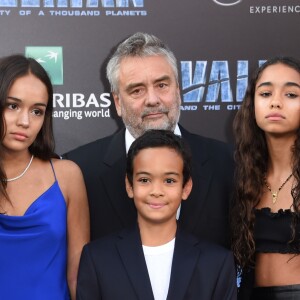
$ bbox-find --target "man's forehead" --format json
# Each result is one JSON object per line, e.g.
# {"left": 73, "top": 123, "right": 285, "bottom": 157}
{"left": 119, "top": 56, "right": 175, "bottom": 83}
{"left": 119, "top": 55, "right": 171, "bottom": 70}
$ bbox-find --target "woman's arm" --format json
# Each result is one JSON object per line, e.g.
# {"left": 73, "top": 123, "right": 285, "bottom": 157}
{"left": 57, "top": 159, "right": 90, "bottom": 300}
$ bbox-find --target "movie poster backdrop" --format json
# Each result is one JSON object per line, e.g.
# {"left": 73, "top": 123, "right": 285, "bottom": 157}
{"left": 0, "top": 0, "right": 299, "bottom": 154}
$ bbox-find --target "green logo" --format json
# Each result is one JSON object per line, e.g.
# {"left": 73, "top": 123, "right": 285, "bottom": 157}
{"left": 25, "top": 47, "right": 63, "bottom": 85}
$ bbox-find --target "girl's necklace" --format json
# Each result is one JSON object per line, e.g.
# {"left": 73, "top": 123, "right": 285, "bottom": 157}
{"left": 4, "top": 155, "right": 34, "bottom": 182}
{"left": 264, "top": 173, "right": 293, "bottom": 204}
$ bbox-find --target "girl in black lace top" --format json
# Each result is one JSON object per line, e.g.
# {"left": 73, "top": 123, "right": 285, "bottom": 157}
{"left": 231, "top": 56, "right": 300, "bottom": 300}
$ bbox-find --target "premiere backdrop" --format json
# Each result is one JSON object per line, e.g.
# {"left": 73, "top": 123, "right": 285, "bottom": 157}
{"left": 0, "top": 0, "right": 299, "bottom": 154}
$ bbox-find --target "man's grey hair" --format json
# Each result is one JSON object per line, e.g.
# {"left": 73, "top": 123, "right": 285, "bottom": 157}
{"left": 106, "top": 32, "right": 179, "bottom": 94}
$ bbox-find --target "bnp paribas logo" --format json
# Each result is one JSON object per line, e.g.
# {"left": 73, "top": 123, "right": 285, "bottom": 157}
{"left": 25, "top": 46, "right": 63, "bottom": 85}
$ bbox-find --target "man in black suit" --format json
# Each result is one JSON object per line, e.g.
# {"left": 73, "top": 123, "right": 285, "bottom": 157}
{"left": 64, "top": 32, "right": 234, "bottom": 248}
{"left": 76, "top": 130, "right": 237, "bottom": 300}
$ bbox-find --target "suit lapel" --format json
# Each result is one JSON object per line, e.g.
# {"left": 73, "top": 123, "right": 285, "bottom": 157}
{"left": 117, "top": 225, "right": 155, "bottom": 300}
{"left": 179, "top": 126, "right": 214, "bottom": 232}
{"left": 167, "top": 228, "right": 200, "bottom": 300}
{"left": 101, "top": 129, "right": 137, "bottom": 225}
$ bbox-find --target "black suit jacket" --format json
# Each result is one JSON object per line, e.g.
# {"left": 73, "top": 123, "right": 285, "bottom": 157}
{"left": 64, "top": 126, "right": 234, "bottom": 247}
{"left": 76, "top": 225, "right": 237, "bottom": 300}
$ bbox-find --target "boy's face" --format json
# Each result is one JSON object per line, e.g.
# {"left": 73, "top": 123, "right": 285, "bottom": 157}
{"left": 126, "top": 147, "right": 192, "bottom": 226}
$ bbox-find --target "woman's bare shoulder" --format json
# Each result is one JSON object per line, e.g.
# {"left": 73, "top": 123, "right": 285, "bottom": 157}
{"left": 51, "top": 158, "right": 83, "bottom": 178}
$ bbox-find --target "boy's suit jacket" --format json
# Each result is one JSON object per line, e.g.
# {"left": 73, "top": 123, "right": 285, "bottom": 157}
{"left": 64, "top": 125, "right": 234, "bottom": 247}
{"left": 76, "top": 225, "right": 237, "bottom": 300}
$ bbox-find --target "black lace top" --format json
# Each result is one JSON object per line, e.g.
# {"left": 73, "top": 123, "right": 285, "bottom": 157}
{"left": 254, "top": 207, "right": 300, "bottom": 254}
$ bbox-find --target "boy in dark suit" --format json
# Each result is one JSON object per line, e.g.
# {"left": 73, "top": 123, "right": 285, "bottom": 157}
{"left": 76, "top": 130, "right": 237, "bottom": 300}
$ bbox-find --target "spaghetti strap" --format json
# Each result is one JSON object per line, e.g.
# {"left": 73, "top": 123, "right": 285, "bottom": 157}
{"left": 50, "top": 160, "right": 57, "bottom": 181}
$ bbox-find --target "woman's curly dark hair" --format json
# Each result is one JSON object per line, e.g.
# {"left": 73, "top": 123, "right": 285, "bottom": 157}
{"left": 231, "top": 56, "right": 300, "bottom": 272}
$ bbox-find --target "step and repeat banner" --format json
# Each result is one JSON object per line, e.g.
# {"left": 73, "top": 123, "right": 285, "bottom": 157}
{"left": 0, "top": 0, "right": 299, "bottom": 154}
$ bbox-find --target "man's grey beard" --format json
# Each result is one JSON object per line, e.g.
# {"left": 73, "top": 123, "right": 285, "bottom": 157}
{"left": 121, "top": 94, "right": 181, "bottom": 138}
{"left": 125, "top": 116, "right": 179, "bottom": 139}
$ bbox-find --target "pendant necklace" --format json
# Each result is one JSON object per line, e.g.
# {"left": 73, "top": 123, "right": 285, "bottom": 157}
{"left": 264, "top": 173, "right": 293, "bottom": 204}
{"left": 4, "top": 155, "right": 34, "bottom": 182}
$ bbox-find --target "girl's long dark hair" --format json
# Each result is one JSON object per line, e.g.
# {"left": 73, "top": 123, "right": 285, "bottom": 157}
{"left": 0, "top": 54, "right": 58, "bottom": 203}
{"left": 231, "top": 56, "right": 300, "bottom": 271}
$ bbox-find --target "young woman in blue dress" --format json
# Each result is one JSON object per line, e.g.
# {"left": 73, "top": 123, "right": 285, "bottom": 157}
{"left": 0, "top": 54, "right": 89, "bottom": 300}
{"left": 231, "top": 56, "right": 300, "bottom": 299}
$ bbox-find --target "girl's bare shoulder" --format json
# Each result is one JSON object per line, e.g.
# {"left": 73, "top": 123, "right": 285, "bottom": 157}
{"left": 51, "top": 158, "right": 83, "bottom": 179}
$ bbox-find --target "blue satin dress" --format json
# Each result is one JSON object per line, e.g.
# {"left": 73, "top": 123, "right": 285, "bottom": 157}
{"left": 0, "top": 162, "right": 70, "bottom": 300}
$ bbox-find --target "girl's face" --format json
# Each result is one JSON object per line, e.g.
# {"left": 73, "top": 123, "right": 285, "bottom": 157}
{"left": 2, "top": 73, "right": 48, "bottom": 154}
{"left": 254, "top": 63, "right": 300, "bottom": 137}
